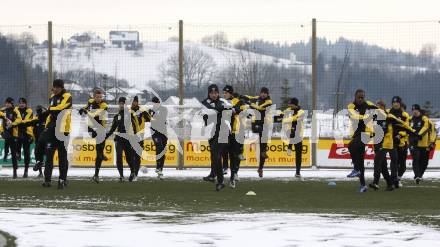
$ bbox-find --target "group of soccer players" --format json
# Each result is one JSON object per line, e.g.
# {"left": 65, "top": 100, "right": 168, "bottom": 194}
{"left": 346, "top": 89, "right": 437, "bottom": 193}
{"left": 0, "top": 80, "right": 437, "bottom": 192}
{"left": 0, "top": 79, "right": 168, "bottom": 189}
{"left": 200, "top": 84, "right": 305, "bottom": 191}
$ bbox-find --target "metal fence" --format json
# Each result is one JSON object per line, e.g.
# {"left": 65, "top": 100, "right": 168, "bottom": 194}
{"left": 1, "top": 20, "right": 440, "bottom": 167}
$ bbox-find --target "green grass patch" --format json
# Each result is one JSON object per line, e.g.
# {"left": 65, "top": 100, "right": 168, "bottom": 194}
{"left": 0, "top": 178, "right": 439, "bottom": 228}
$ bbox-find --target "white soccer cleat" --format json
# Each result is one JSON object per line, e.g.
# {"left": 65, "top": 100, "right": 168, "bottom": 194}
{"left": 287, "top": 149, "right": 292, "bottom": 156}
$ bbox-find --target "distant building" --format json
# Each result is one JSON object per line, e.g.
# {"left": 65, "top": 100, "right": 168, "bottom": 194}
{"left": 67, "top": 33, "right": 105, "bottom": 48}
{"left": 109, "top": 31, "right": 140, "bottom": 50}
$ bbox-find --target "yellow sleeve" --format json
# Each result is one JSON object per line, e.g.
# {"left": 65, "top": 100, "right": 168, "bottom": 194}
{"left": 21, "top": 108, "right": 34, "bottom": 124}
{"left": 49, "top": 93, "right": 72, "bottom": 111}
{"left": 418, "top": 116, "right": 430, "bottom": 136}
{"left": 429, "top": 120, "right": 437, "bottom": 143}
{"left": 251, "top": 99, "right": 272, "bottom": 111}
{"left": 131, "top": 112, "right": 140, "bottom": 133}
{"left": 282, "top": 109, "right": 305, "bottom": 124}
{"left": 347, "top": 103, "right": 368, "bottom": 120}
{"left": 11, "top": 108, "right": 22, "bottom": 126}
{"left": 243, "top": 95, "right": 259, "bottom": 100}
{"left": 88, "top": 102, "right": 108, "bottom": 118}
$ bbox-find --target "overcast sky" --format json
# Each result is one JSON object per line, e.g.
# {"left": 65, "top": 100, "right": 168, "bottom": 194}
{"left": 2, "top": 0, "right": 439, "bottom": 24}
{"left": 1, "top": 0, "right": 439, "bottom": 52}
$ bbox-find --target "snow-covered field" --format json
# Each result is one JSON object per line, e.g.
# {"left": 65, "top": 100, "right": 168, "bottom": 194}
{"left": 0, "top": 208, "right": 440, "bottom": 247}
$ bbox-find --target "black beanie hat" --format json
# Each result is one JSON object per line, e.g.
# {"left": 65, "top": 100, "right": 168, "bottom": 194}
{"left": 133, "top": 96, "right": 139, "bottom": 102}
{"left": 392, "top": 96, "right": 402, "bottom": 104}
{"left": 412, "top": 104, "right": 421, "bottom": 111}
{"left": 118, "top": 97, "right": 126, "bottom": 104}
{"left": 223, "top": 85, "right": 234, "bottom": 94}
{"left": 260, "top": 87, "right": 269, "bottom": 94}
{"left": 288, "top": 97, "right": 299, "bottom": 106}
{"left": 5, "top": 97, "right": 14, "bottom": 104}
{"left": 53, "top": 79, "right": 64, "bottom": 88}
{"left": 208, "top": 84, "right": 219, "bottom": 93}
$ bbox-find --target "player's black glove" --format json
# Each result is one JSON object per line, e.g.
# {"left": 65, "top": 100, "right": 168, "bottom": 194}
{"left": 78, "top": 108, "right": 88, "bottom": 116}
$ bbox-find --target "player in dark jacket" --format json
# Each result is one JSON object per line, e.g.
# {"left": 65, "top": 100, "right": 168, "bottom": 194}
{"left": 0, "top": 97, "right": 22, "bottom": 178}
{"left": 42, "top": 79, "right": 72, "bottom": 189}
{"left": 15, "top": 98, "right": 34, "bottom": 178}
{"left": 30, "top": 105, "right": 49, "bottom": 177}
{"left": 346, "top": 89, "right": 378, "bottom": 193}
{"left": 148, "top": 97, "right": 168, "bottom": 179}
{"left": 106, "top": 97, "right": 140, "bottom": 182}
{"left": 240, "top": 87, "right": 273, "bottom": 178}
{"left": 202, "top": 84, "right": 231, "bottom": 191}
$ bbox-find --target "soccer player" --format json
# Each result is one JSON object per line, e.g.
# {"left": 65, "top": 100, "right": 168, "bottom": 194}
{"left": 43, "top": 79, "right": 72, "bottom": 189}
{"left": 240, "top": 87, "right": 273, "bottom": 178}
{"left": 31, "top": 105, "right": 48, "bottom": 177}
{"left": 409, "top": 104, "right": 430, "bottom": 184}
{"left": 106, "top": 97, "right": 140, "bottom": 182}
{"left": 222, "top": 85, "right": 245, "bottom": 188}
{"left": 202, "top": 84, "right": 230, "bottom": 191}
{"left": 420, "top": 116, "right": 437, "bottom": 178}
{"left": 346, "top": 89, "right": 377, "bottom": 193}
{"left": 0, "top": 97, "right": 21, "bottom": 178}
{"left": 148, "top": 96, "right": 168, "bottom": 179}
{"left": 130, "top": 96, "right": 149, "bottom": 177}
{"left": 16, "top": 98, "right": 34, "bottom": 178}
{"left": 369, "top": 100, "right": 414, "bottom": 191}
{"left": 388, "top": 97, "right": 411, "bottom": 185}
{"left": 281, "top": 97, "right": 305, "bottom": 178}
{"left": 79, "top": 89, "right": 109, "bottom": 183}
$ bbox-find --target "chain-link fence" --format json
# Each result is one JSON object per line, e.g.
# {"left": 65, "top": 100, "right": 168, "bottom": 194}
{"left": 1, "top": 20, "right": 439, "bottom": 146}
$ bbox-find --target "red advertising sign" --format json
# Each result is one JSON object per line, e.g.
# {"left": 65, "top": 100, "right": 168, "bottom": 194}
{"left": 328, "top": 144, "right": 435, "bottom": 160}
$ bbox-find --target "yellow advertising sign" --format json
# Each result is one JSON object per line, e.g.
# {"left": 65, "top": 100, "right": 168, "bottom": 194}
{"left": 139, "top": 140, "right": 178, "bottom": 167}
{"left": 184, "top": 139, "right": 310, "bottom": 167}
{"left": 69, "top": 138, "right": 115, "bottom": 167}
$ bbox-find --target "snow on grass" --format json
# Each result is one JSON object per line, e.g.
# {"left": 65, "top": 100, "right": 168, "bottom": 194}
{"left": 0, "top": 208, "right": 439, "bottom": 247}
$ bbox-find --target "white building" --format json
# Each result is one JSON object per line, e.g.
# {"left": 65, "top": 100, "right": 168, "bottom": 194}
{"left": 109, "top": 31, "right": 140, "bottom": 49}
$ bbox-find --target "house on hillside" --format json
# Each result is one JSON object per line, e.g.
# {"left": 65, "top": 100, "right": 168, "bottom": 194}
{"left": 67, "top": 33, "right": 105, "bottom": 49}
{"left": 109, "top": 31, "right": 140, "bottom": 50}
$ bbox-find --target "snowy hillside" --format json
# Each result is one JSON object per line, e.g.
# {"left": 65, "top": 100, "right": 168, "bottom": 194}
{"left": 32, "top": 41, "right": 310, "bottom": 90}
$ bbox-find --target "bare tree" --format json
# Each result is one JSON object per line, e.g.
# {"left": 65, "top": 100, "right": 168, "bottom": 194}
{"left": 201, "top": 31, "right": 229, "bottom": 48}
{"left": 217, "top": 48, "right": 269, "bottom": 94}
{"left": 159, "top": 46, "right": 217, "bottom": 92}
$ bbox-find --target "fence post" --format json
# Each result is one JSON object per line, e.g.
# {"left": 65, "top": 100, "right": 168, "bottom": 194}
{"left": 47, "top": 21, "right": 53, "bottom": 98}
{"left": 311, "top": 18, "right": 318, "bottom": 169}
{"left": 178, "top": 20, "right": 185, "bottom": 170}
